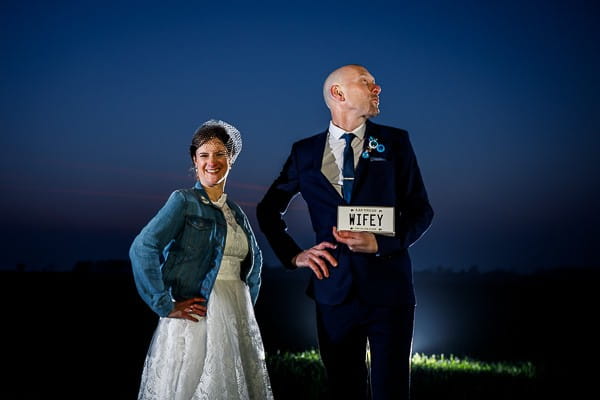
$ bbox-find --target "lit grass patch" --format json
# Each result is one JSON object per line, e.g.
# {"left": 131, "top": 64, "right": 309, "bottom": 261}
{"left": 411, "top": 352, "right": 536, "bottom": 377}
{"left": 268, "top": 350, "right": 535, "bottom": 377}
{"left": 267, "top": 350, "right": 538, "bottom": 399}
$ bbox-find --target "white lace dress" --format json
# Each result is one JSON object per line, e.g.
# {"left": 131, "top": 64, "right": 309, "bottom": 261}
{"left": 138, "top": 195, "right": 273, "bottom": 400}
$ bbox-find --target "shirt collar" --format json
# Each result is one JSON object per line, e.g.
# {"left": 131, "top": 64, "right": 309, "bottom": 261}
{"left": 213, "top": 192, "right": 228, "bottom": 208}
{"left": 193, "top": 181, "right": 227, "bottom": 206}
{"left": 328, "top": 121, "right": 366, "bottom": 141}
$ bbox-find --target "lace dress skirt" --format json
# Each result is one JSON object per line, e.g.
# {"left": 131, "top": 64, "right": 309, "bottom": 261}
{"left": 138, "top": 202, "right": 272, "bottom": 400}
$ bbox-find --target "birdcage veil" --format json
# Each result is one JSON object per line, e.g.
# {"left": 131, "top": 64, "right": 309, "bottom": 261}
{"left": 190, "top": 119, "right": 243, "bottom": 164}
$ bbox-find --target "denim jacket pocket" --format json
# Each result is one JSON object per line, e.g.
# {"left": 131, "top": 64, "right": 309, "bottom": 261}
{"left": 186, "top": 216, "right": 212, "bottom": 231}
{"left": 183, "top": 216, "right": 214, "bottom": 253}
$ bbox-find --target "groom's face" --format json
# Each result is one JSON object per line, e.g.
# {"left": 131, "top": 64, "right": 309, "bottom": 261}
{"left": 339, "top": 66, "right": 382, "bottom": 118}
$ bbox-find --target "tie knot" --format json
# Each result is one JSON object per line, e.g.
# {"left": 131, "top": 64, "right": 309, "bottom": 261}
{"left": 342, "top": 133, "right": 355, "bottom": 144}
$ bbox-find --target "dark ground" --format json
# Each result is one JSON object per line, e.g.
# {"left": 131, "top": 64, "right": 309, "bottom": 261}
{"left": 3, "top": 263, "right": 597, "bottom": 399}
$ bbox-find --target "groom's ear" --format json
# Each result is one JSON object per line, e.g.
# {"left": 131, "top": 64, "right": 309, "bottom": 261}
{"left": 331, "top": 85, "right": 345, "bottom": 102}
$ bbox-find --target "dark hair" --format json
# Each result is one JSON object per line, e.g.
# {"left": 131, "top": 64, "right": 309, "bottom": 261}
{"left": 189, "top": 125, "right": 231, "bottom": 161}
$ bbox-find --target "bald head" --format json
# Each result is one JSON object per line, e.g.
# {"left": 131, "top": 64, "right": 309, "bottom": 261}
{"left": 321, "top": 64, "right": 381, "bottom": 129}
{"left": 323, "top": 64, "right": 367, "bottom": 108}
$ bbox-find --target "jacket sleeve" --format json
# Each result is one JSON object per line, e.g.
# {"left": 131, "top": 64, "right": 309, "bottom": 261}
{"left": 129, "top": 191, "right": 187, "bottom": 316}
{"left": 256, "top": 144, "right": 304, "bottom": 269}
{"left": 245, "top": 217, "right": 264, "bottom": 305}
{"left": 376, "top": 137, "right": 434, "bottom": 257}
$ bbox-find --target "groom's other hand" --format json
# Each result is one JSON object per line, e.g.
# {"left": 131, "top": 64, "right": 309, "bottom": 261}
{"left": 292, "top": 242, "right": 338, "bottom": 279}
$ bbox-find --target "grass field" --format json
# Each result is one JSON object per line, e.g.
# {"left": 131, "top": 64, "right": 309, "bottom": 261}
{"left": 267, "top": 350, "right": 539, "bottom": 399}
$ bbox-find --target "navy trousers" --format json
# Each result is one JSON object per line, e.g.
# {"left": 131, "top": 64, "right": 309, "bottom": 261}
{"left": 316, "top": 298, "right": 415, "bottom": 400}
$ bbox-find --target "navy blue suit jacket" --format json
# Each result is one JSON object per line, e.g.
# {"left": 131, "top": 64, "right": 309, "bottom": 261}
{"left": 257, "top": 120, "right": 433, "bottom": 306}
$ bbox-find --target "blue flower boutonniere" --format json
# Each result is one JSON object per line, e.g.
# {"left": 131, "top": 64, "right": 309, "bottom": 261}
{"left": 361, "top": 136, "right": 386, "bottom": 159}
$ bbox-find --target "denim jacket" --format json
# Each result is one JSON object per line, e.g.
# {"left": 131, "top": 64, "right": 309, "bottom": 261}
{"left": 129, "top": 182, "right": 263, "bottom": 317}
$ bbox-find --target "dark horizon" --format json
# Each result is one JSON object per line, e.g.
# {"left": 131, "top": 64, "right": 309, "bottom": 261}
{"left": 4, "top": 261, "right": 596, "bottom": 354}
{"left": 5, "top": 256, "right": 598, "bottom": 274}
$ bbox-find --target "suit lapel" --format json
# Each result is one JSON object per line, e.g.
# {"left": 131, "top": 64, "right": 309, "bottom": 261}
{"left": 311, "top": 131, "right": 343, "bottom": 199}
{"left": 311, "top": 130, "right": 328, "bottom": 170}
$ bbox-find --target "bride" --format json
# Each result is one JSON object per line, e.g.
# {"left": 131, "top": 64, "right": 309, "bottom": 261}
{"left": 129, "top": 119, "right": 273, "bottom": 399}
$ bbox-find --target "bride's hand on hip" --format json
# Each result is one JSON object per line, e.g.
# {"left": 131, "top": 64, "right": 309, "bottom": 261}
{"left": 169, "top": 297, "right": 207, "bottom": 321}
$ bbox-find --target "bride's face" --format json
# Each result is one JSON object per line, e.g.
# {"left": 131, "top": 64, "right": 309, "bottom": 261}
{"left": 193, "top": 138, "right": 231, "bottom": 188}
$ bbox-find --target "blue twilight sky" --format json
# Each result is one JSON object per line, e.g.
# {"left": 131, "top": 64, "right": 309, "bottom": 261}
{"left": 1, "top": 0, "right": 598, "bottom": 271}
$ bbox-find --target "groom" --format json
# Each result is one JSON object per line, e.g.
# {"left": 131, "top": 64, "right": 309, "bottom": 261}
{"left": 257, "top": 64, "right": 434, "bottom": 400}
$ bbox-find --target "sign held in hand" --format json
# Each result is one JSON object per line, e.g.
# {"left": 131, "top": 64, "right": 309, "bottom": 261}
{"left": 337, "top": 206, "right": 395, "bottom": 236}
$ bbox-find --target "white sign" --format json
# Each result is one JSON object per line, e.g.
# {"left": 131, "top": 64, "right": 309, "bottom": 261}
{"left": 337, "top": 206, "right": 395, "bottom": 236}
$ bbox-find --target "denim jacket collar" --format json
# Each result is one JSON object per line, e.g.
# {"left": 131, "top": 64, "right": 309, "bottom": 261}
{"left": 193, "top": 181, "right": 214, "bottom": 205}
